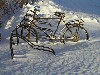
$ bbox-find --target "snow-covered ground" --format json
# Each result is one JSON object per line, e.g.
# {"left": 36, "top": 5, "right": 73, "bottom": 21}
{"left": 0, "top": 0, "right": 100, "bottom": 75}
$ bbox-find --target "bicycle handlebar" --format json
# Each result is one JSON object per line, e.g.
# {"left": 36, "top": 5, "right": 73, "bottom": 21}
{"left": 65, "top": 19, "right": 84, "bottom": 26}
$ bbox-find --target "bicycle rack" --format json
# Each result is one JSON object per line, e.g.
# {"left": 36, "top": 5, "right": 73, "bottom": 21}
{"left": 10, "top": 23, "right": 55, "bottom": 59}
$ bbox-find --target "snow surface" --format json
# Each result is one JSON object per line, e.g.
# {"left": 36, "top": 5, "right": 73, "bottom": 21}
{"left": 0, "top": 0, "right": 100, "bottom": 75}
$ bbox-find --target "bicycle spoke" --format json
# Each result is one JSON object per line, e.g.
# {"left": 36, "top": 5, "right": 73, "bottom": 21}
{"left": 64, "top": 26, "right": 89, "bottom": 42}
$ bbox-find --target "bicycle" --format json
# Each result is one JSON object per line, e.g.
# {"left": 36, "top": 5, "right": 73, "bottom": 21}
{"left": 21, "top": 7, "right": 89, "bottom": 43}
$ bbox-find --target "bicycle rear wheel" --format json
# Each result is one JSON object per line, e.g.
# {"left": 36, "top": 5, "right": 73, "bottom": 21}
{"left": 64, "top": 26, "right": 89, "bottom": 42}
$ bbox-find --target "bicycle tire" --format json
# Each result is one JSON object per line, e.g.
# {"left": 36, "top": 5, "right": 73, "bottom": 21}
{"left": 63, "top": 26, "right": 89, "bottom": 42}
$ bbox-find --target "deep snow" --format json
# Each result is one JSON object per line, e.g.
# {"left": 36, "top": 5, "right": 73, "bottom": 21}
{"left": 0, "top": 0, "right": 100, "bottom": 75}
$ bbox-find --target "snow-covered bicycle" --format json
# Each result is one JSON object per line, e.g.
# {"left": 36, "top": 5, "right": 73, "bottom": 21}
{"left": 22, "top": 7, "right": 89, "bottom": 43}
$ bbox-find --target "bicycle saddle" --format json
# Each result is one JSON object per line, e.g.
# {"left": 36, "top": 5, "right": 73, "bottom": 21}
{"left": 54, "top": 12, "right": 65, "bottom": 17}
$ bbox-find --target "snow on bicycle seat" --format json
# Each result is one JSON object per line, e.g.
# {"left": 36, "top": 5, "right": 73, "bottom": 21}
{"left": 54, "top": 11, "right": 65, "bottom": 17}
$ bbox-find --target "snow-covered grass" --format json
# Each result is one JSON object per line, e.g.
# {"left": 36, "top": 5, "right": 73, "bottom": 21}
{"left": 0, "top": 0, "right": 100, "bottom": 75}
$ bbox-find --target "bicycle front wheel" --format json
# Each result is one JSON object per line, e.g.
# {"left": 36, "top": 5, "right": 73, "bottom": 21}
{"left": 64, "top": 26, "right": 89, "bottom": 42}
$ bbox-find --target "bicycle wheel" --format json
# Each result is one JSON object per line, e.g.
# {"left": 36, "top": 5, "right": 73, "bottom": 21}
{"left": 64, "top": 26, "right": 89, "bottom": 42}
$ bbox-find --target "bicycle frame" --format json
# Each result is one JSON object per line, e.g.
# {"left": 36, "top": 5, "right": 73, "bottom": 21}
{"left": 27, "top": 10, "right": 66, "bottom": 39}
